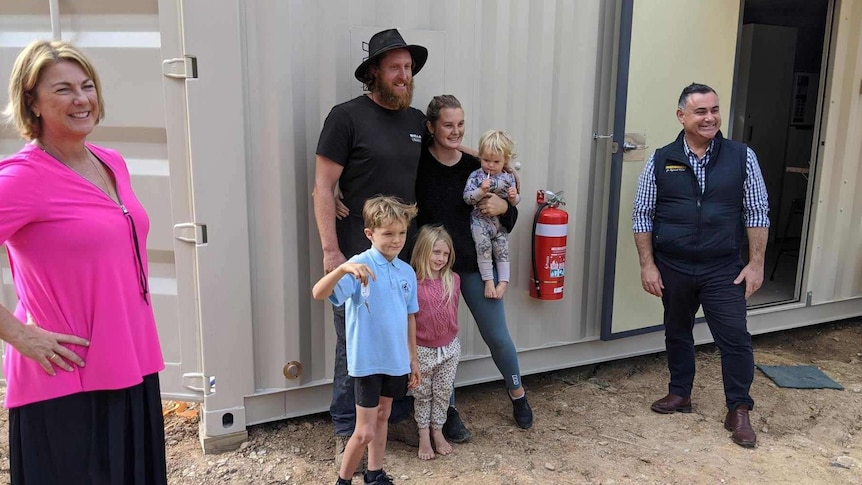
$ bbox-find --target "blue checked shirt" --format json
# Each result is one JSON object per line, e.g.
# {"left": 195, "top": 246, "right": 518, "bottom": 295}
{"left": 632, "top": 138, "right": 770, "bottom": 233}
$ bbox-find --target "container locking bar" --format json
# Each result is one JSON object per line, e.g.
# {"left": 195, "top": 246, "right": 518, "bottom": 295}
{"left": 162, "top": 56, "right": 198, "bottom": 79}
{"left": 182, "top": 372, "right": 214, "bottom": 397}
{"left": 174, "top": 222, "right": 207, "bottom": 245}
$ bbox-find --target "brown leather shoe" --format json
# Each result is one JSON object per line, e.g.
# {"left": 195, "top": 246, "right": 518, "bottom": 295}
{"left": 724, "top": 405, "right": 757, "bottom": 448}
{"left": 650, "top": 393, "right": 692, "bottom": 414}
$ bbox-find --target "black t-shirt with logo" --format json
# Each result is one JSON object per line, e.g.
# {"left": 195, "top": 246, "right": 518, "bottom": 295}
{"left": 317, "top": 95, "right": 426, "bottom": 258}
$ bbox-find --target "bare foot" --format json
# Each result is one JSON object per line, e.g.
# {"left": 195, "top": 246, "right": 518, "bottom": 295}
{"left": 430, "top": 428, "right": 452, "bottom": 456}
{"left": 418, "top": 428, "right": 435, "bottom": 460}
{"left": 483, "top": 280, "right": 497, "bottom": 299}
{"left": 494, "top": 281, "right": 508, "bottom": 299}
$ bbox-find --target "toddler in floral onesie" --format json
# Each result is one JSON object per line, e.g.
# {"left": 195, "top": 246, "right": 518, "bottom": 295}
{"left": 463, "top": 129, "right": 520, "bottom": 299}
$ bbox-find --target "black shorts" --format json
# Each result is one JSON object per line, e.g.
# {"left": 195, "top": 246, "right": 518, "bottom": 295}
{"left": 353, "top": 374, "right": 409, "bottom": 408}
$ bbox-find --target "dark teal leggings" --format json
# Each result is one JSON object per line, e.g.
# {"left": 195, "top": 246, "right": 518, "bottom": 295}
{"left": 457, "top": 271, "right": 523, "bottom": 391}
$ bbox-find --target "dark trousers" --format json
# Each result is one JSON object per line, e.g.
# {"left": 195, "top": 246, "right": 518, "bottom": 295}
{"left": 658, "top": 259, "right": 755, "bottom": 411}
{"left": 331, "top": 304, "right": 411, "bottom": 436}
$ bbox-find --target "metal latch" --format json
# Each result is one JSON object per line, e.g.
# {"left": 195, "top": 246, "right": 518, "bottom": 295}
{"left": 174, "top": 222, "right": 207, "bottom": 245}
{"left": 162, "top": 56, "right": 198, "bottom": 79}
{"left": 623, "top": 141, "right": 649, "bottom": 152}
{"left": 182, "top": 372, "right": 214, "bottom": 396}
{"left": 623, "top": 133, "right": 649, "bottom": 160}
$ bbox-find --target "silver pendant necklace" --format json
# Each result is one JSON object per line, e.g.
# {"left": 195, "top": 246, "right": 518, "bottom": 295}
{"left": 37, "top": 142, "right": 117, "bottom": 202}
{"left": 35, "top": 142, "right": 149, "bottom": 303}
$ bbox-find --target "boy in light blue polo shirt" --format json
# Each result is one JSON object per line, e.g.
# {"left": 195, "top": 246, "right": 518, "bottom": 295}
{"left": 313, "top": 195, "right": 420, "bottom": 485}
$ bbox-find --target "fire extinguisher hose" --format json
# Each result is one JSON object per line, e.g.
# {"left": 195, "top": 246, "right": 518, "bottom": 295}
{"left": 531, "top": 202, "right": 550, "bottom": 299}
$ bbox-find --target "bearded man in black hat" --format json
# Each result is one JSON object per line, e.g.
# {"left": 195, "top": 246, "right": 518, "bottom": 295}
{"left": 313, "top": 29, "right": 470, "bottom": 479}
{"left": 315, "top": 29, "right": 427, "bottom": 281}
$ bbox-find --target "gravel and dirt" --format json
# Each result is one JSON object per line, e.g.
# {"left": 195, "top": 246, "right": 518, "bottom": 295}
{"left": 1, "top": 319, "right": 861, "bottom": 484}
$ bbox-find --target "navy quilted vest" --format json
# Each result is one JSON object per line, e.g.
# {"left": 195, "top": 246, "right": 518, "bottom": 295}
{"left": 652, "top": 131, "right": 747, "bottom": 275}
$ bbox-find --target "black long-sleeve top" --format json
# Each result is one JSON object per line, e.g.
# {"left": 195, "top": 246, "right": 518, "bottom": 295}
{"left": 414, "top": 147, "right": 517, "bottom": 274}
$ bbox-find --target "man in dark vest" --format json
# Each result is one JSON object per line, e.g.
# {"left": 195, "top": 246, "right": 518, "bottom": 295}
{"left": 632, "top": 83, "right": 770, "bottom": 448}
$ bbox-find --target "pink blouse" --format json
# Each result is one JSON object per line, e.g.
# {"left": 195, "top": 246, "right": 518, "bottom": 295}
{"left": 0, "top": 143, "right": 164, "bottom": 408}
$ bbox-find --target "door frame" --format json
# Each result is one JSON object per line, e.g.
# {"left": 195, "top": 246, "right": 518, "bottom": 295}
{"left": 600, "top": 0, "right": 663, "bottom": 340}
{"left": 599, "top": 0, "right": 836, "bottom": 339}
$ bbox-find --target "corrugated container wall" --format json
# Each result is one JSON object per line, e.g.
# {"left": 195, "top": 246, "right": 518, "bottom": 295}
{"left": 242, "top": 0, "right": 617, "bottom": 420}
{"left": 0, "top": 0, "right": 202, "bottom": 401}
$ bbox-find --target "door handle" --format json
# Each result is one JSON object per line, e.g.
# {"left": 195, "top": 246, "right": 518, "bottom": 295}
{"left": 623, "top": 141, "right": 648, "bottom": 152}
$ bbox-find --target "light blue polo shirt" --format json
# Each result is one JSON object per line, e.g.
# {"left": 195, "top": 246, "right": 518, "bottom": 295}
{"left": 329, "top": 246, "right": 419, "bottom": 377}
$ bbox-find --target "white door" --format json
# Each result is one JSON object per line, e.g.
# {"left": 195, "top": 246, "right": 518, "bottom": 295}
{"left": 158, "top": 0, "right": 255, "bottom": 441}
{"left": 601, "top": 0, "right": 741, "bottom": 338}
{"left": 154, "top": 0, "right": 211, "bottom": 401}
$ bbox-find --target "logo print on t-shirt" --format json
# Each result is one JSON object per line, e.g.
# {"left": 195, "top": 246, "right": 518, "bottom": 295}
{"left": 409, "top": 133, "right": 422, "bottom": 143}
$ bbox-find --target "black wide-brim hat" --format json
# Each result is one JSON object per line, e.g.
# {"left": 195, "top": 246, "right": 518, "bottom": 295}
{"left": 354, "top": 28, "right": 428, "bottom": 82}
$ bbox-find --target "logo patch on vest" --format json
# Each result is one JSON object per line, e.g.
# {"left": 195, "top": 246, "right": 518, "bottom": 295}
{"left": 409, "top": 133, "right": 422, "bottom": 143}
{"left": 665, "top": 164, "right": 687, "bottom": 172}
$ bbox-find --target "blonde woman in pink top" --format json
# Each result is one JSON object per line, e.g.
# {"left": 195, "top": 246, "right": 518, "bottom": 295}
{"left": 0, "top": 40, "right": 166, "bottom": 484}
{"left": 410, "top": 225, "right": 461, "bottom": 460}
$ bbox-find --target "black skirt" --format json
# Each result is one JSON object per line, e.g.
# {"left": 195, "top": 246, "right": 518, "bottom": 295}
{"left": 8, "top": 373, "right": 168, "bottom": 485}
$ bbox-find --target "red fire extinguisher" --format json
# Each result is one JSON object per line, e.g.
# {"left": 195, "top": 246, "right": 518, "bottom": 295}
{"left": 530, "top": 190, "right": 568, "bottom": 300}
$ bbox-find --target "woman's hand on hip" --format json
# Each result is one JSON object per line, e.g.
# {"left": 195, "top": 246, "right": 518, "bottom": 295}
{"left": 477, "top": 193, "right": 509, "bottom": 217}
{"left": 13, "top": 315, "right": 89, "bottom": 375}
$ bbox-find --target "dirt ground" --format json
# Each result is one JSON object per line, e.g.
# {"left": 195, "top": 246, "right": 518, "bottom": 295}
{"left": 1, "top": 319, "right": 861, "bottom": 484}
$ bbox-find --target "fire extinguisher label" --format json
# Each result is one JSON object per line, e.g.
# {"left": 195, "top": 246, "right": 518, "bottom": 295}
{"left": 547, "top": 246, "right": 566, "bottom": 277}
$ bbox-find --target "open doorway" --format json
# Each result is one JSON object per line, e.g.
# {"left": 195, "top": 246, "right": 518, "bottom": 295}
{"left": 730, "top": 0, "right": 831, "bottom": 307}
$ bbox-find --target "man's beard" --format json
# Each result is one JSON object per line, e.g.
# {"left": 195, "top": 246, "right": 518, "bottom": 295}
{"left": 374, "top": 78, "right": 414, "bottom": 110}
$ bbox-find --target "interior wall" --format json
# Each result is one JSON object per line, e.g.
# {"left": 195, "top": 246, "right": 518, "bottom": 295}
{"left": 741, "top": 0, "right": 829, "bottom": 237}
{"left": 743, "top": 0, "right": 828, "bottom": 73}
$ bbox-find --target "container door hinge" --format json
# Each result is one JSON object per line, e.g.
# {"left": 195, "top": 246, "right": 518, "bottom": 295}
{"left": 174, "top": 222, "right": 207, "bottom": 246}
{"left": 162, "top": 56, "right": 198, "bottom": 79}
{"left": 806, "top": 291, "right": 812, "bottom": 306}
{"left": 183, "top": 372, "right": 215, "bottom": 396}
